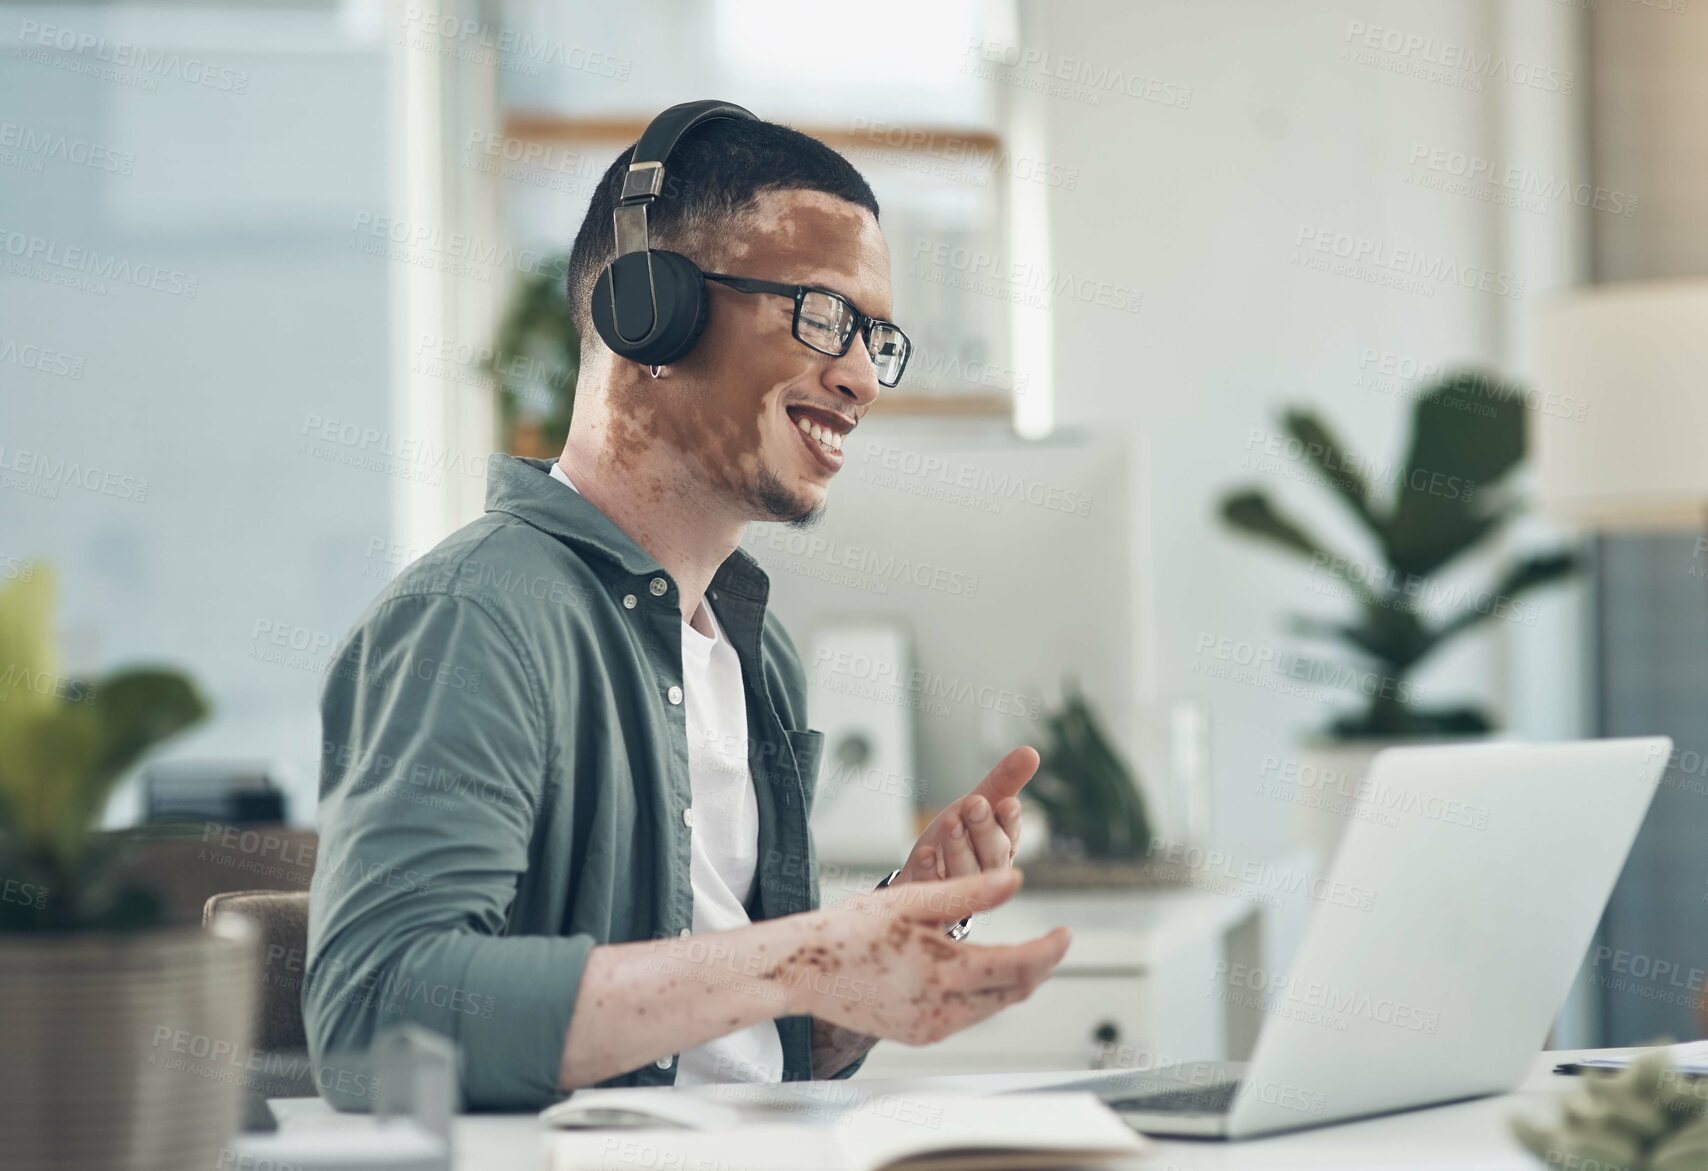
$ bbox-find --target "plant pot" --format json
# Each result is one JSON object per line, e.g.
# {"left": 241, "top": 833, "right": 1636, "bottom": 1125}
{"left": 1287, "top": 736, "right": 1489, "bottom": 869}
{"left": 0, "top": 924, "right": 259, "bottom": 1171}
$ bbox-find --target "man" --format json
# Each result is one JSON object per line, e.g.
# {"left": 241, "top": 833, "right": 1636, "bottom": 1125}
{"left": 304, "top": 106, "right": 1070, "bottom": 1111}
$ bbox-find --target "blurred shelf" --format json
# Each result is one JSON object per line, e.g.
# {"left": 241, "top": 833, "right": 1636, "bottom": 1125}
{"left": 867, "top": 394, "right": 1012, "bottom": 418}
{"left": 506, "top": 395, "right": 1012, "bottom": 441}
{"left": 501, "top": 111, "right": 1003, "bottom": 155}
{"left": 492, "top": 114, "right": 1016, "bottom": 424}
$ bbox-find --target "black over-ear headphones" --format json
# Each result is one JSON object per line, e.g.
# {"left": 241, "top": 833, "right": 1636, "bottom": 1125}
{"left": 590, "top": 99, "right": 757, "bottom": 367}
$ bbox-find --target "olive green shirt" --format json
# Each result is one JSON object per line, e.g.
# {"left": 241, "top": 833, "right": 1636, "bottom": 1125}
{"left": 304, "top": 454, "right": 850, "bottom": 1110}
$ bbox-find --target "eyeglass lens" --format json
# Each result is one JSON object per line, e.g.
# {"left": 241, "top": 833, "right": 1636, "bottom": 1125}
{"left": 795, "top": 290, "right": 909, "bottom": 386}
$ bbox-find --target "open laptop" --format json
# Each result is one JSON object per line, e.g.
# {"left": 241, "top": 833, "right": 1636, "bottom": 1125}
{"left": 1050, "top": 737, "right": 1671, "bottom": 1139}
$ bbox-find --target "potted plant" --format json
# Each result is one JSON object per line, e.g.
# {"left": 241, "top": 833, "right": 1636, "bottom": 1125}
{"left": 485, "top": 255, "right": 579, "bottom": 458}
{"left": 1026, "top": 680, "right": 1155, "bottom": 882}
{"left": 1512, "top": 1045, "right": 1708, "bottom": 1170}
{"left": 0, "top": 564, "right": 258, "bottom": 1171}
{"left": 1217, "top": 371, "right": 1577, "bottom": 859}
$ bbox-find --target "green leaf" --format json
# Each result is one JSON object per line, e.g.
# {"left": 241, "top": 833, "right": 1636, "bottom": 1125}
{"left": 1281, "top": 408, "right": 1385, "bottom": 544}
{"left": 1431, "top": 551, "right": 1579, "bottom": 647}
{"left": 85, "top": 669, "right": 209, "bottom": 803}
{"left": 1511, "top": 1115, "right": 1559, "bottom": 1163}
{"left": 1653, "top": 1115, "right": 1708, "bottom": 1171}
{"left": 1058, "top": 681, "right": 1151, "bottom": 857}
{"left": 0, "top": 563, "right": 58, "bottom": 772}
{"left": 0, "top": 567, "right": 209, "bottom": 931}
{"left": 1039, "top": 701, "right": 1113, "bottom": 856}
{"left": 1220, "top": 490, "right": 1344, "bottom": 565}
{"left": 1034, "top": 680, "right": 1155, "bottom": 859}
{"left": 1386, "top": 372, "right": 1526, "bottom": 578}
{"left": 4, "top": 705, "right": 103, "bottom": 868}
{"left": 1419, "top": 370, "right": 1529, "bottom": 482}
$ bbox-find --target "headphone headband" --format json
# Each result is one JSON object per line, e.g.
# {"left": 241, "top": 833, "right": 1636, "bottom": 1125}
{"left": 626, "top": 100, "right": 756, "bottom": 194}
{"left": 592, "top": 99, "right": 758, "bottom": 366}
{"left": 612, "top": 100, "right": 756, "bottom": 258}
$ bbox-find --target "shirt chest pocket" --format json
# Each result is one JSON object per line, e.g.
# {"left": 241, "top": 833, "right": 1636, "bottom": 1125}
{"left": 784, "top": 728, "right": 826, "bottom": 815}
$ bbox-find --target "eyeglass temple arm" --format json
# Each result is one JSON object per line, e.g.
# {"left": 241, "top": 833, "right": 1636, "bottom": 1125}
{"left": 702, "top": 273, "right": 797, "bottom": 297}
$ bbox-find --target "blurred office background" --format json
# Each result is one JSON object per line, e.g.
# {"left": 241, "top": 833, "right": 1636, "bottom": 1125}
{"left": 3, "top": 0, "right": 1706, "bottom": 1058}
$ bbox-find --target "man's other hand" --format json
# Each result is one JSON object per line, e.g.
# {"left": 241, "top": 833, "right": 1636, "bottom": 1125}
{"left": 893, "top": 745, "right": 1034, "bottom": 884}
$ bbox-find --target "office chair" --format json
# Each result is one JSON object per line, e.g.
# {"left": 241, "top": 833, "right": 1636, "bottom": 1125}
{"left": 204, "top": 890, "right": 316, "bottom": 1096}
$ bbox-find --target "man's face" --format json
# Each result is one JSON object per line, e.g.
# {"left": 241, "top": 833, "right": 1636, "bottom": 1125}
{"left": 613, "top": 188, "right": 891, "bottom": 527}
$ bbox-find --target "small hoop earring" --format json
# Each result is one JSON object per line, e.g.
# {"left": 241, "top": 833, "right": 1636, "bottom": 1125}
{"left": 648, "top": 364, "right": 663, "bottom": 379}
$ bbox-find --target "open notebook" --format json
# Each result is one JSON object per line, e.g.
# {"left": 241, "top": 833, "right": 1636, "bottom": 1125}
{"left": 543, "top": 1091, "right": 1149, "bottom": 1171}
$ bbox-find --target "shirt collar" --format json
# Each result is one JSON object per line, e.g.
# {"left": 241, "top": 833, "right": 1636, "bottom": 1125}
{"left": 552, "top": 460, "right": 725, "bottom": 641}
{"left": 484, "top": 455, "right": 772, "bottom": 603}
{"left": 547, "top": 459, "right": 580, "bottom": 494}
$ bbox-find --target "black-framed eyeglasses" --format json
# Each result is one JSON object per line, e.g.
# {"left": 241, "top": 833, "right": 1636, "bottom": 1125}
{"left": 702, "top": 272, "right": 912, "bottom": 388}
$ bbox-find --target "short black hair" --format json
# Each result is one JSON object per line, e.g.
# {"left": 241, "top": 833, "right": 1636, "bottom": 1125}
{"left": 565, "top": 117, "right": 880, "bottom": 347}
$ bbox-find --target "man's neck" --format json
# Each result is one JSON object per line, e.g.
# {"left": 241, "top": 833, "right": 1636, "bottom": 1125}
{"left": 556, "top": 433, "right": 746, "bottom": 633}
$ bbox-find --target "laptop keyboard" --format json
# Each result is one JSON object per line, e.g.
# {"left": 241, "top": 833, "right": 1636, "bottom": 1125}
{"left": 1107, "top": 1079, "right": 1243, "bottom": 1115}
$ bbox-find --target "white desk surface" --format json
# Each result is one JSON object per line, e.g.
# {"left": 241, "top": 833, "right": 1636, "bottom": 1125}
{"left": 271, "top": 1047, "right": 1617, "bottom": 1170}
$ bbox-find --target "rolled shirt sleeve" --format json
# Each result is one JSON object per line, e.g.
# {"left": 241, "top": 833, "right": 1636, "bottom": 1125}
{"left": 304, "top": 590, "right": 590, "bottom": 1110}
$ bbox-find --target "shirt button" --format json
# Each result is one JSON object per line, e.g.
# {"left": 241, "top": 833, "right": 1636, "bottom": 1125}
{"left": 649, "top": 577, "right": 668, "bottom": 597}
{"left": 622, "top": 594, "right": 637, "bottom": 609}
{"left": 656, "top": 1055, "right": 673, "bottom": 1069}
{"left": 682, "top": 807, "right": 695, "bottom": 828}
{"left": 667, "top": 685, "right": 683, "bottom": 705}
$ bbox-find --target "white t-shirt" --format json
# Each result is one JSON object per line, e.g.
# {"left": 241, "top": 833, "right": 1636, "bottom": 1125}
{"left": 547, "top": 462, "right": 784, "bottom": 1084}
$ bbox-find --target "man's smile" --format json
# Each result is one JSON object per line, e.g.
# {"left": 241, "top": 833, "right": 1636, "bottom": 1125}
{"left": 784, "top": 402, "right": 855, "bottom": 473}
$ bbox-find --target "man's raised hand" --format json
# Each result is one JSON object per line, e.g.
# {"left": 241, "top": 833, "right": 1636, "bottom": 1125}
{"left": 895, "top": 746, "right": 1035, "bottom": 884}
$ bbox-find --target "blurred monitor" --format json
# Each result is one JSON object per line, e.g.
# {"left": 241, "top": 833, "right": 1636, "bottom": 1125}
{"left": 142, "top": 761, "right": 289, "bottom": 826}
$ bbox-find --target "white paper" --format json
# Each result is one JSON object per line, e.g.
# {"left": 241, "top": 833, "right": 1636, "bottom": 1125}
{"left": 545, "top": 1092, "right": 1148, "bottom": 1171}
{"left": 1570, "top": 1040, "right": 1708, "bottom": 1075}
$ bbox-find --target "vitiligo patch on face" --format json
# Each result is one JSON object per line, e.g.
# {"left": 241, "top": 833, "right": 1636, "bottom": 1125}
{"left": 602, "top": 189, "right": 891, "bottom": 521}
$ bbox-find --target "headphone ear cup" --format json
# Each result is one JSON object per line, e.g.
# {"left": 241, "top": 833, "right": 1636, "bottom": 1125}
{"left": 638, "top": 250, "right": 709, "bottom": 366}
{"left": 589, "top": 250, "right": 709, "bottom": 367}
